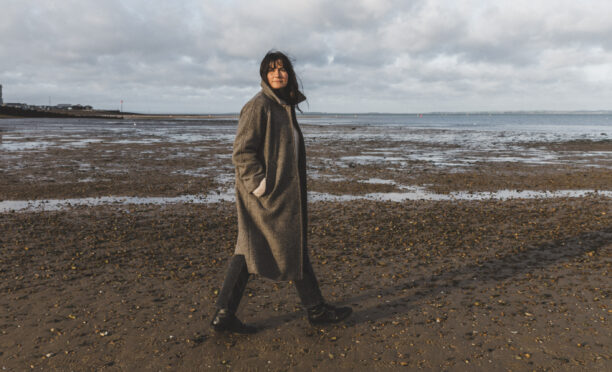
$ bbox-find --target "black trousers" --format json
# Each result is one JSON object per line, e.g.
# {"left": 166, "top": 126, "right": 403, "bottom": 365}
{"left": 216, "top": 253, "right": 324, "bottom": 313}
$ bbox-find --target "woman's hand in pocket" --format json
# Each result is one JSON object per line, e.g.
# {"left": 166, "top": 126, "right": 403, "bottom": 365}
{"left": 252, "top": 178, "right": 266, "bottom": 197}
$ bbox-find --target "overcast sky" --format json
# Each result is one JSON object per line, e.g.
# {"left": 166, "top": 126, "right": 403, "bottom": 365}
{"left": 1, "top": 0, "right": 611, "bottom": 113}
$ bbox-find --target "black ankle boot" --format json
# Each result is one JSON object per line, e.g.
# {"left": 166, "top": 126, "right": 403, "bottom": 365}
{"left": 210, "top": 308, "right": 257, "bottom": 334}
{"left": 307, "top": 303, "right": 352, "bottom": 325}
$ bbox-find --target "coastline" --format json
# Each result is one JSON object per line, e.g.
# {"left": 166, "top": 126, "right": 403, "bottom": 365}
{"left": 0, "top": 106, "right": 238, "bottom": 120}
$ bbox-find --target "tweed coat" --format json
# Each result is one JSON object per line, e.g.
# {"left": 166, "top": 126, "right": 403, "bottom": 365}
{"left": 232, "top": 81, "right": 308, "bottom": 281}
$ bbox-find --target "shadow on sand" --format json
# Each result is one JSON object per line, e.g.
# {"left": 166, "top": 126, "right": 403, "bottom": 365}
{"left": 255, "top": 227, "right": 611, "bottom": 329}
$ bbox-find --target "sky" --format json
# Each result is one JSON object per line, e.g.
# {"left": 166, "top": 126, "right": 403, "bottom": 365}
{"left": 1, "top": 0, "right": 611, "bottom": 114}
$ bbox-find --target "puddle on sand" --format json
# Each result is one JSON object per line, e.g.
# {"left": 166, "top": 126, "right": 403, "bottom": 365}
{"left": 0, "top": 141, "right": 55, "bottom": 151}
{"left": 0, "top": 191, "right": 235, "bottom": 213}
{"left": 1, "top": 189, "right": 611, "bottom": 213}
{"left": 309, "top": 189, "right": 612, "bottom": 202}
{"left": 359, "top": 178, "right": 396, "bottom": 184}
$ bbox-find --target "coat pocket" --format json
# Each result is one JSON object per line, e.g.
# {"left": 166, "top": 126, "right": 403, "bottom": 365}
{"left": 262, "top": 159, "right": 277, "bottom": 198}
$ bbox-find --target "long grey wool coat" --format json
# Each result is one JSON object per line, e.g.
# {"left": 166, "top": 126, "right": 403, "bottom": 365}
{"left": 232, "top": 81, "right": 308, "bottom": 281}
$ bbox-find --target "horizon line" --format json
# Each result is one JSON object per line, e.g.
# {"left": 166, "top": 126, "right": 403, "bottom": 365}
{"left": 141, "top": 109, "right": 612, "bottom": 116}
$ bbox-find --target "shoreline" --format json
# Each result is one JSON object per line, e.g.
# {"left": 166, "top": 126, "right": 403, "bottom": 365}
{"left": 3, "top": 189, "right": 612, "bottom": 214}
{"left": 0, "top": 106, "right": 239, "bottom": 120}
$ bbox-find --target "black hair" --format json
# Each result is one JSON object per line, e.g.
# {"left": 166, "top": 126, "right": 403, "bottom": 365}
{"left": 259, "top": 50, "right": 304, "bottom": 109}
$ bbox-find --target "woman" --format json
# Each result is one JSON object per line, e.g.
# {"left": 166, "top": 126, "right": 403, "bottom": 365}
{"left": 210, "top": 51, "right": 352, "bottom": 333}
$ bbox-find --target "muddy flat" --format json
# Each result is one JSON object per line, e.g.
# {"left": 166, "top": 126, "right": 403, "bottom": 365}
{"left": 1, "top": 117, "right": 611, "bottom": 370}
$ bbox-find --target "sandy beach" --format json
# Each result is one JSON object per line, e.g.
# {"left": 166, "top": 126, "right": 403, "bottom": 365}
{"left": 1, "top": 118, "right": 611, "bottom": 371}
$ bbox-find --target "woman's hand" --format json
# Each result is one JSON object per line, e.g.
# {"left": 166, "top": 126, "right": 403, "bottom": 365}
{"left": 252, "top": 178, "right": 266, "bottom": 197}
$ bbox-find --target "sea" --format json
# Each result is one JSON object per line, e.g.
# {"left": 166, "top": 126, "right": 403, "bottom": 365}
{"left": 300, "top": 112, "right": 612, "bottom": 147}
{"left": 299, "top": 112, "right": 612, "bottom": 142}
{"left": 302, "top": 112, "right": 612, "bottom": 130}
{"left": 1, "top": 113, "right": 611, "bottom": 211}
{"left": 3, "top": 112, "right": 612, "bottom": 142}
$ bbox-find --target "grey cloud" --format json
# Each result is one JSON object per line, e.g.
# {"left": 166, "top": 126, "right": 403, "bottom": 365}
{"left": 1, "top": 0, "right": 611, "bottom": 113}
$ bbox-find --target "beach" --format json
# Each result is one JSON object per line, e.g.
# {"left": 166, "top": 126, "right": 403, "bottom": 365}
{"left": 1, "top": 116, "right": 611, "bottom": 370}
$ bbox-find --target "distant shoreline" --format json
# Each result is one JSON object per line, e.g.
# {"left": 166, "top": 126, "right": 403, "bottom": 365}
{"left": 0, "top": 106, "right": 238, "bottom": 120}
{"left": 2, "top": 105, "right": 611, "bottom": 120}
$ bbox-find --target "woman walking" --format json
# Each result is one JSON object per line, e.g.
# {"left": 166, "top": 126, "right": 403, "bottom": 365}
{"left": 210, "top": 51, "right": 352, "bottom": 333}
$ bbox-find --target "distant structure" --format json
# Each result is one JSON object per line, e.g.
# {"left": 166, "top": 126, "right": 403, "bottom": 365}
{"left": 4, "top": 103, "right": 30, "bottom": 109}
{"left": 0, "top": 86, "right": 93, "bottom": 112}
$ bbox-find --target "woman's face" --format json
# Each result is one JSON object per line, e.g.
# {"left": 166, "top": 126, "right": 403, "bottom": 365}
{"left": 267, "top": 60, "right": 289, "bottom": 89}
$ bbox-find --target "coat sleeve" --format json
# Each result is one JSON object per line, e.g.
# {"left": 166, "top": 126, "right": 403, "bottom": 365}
{"left": 233, "top": 99, "right": 268, "bottom": 193}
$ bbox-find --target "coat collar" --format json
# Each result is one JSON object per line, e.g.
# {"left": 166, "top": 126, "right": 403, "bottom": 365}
{"left": 260, "top": 80, "right": 306, "bottom": 106}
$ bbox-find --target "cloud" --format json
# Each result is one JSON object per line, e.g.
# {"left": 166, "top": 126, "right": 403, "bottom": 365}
{"left": 1, "top": 0, "right": 611, "bottom": 113}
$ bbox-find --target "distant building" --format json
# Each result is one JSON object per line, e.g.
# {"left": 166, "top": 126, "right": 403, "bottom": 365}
{"left": 53, "top": 103, "right": 93, "bottom": 110}
{"left": 5, "top": 103, "right": 29, "bottom": 109}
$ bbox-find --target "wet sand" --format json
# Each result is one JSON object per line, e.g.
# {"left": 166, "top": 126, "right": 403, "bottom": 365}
{"left": 1, "top": 120, "right": 611, "bottom": 370}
